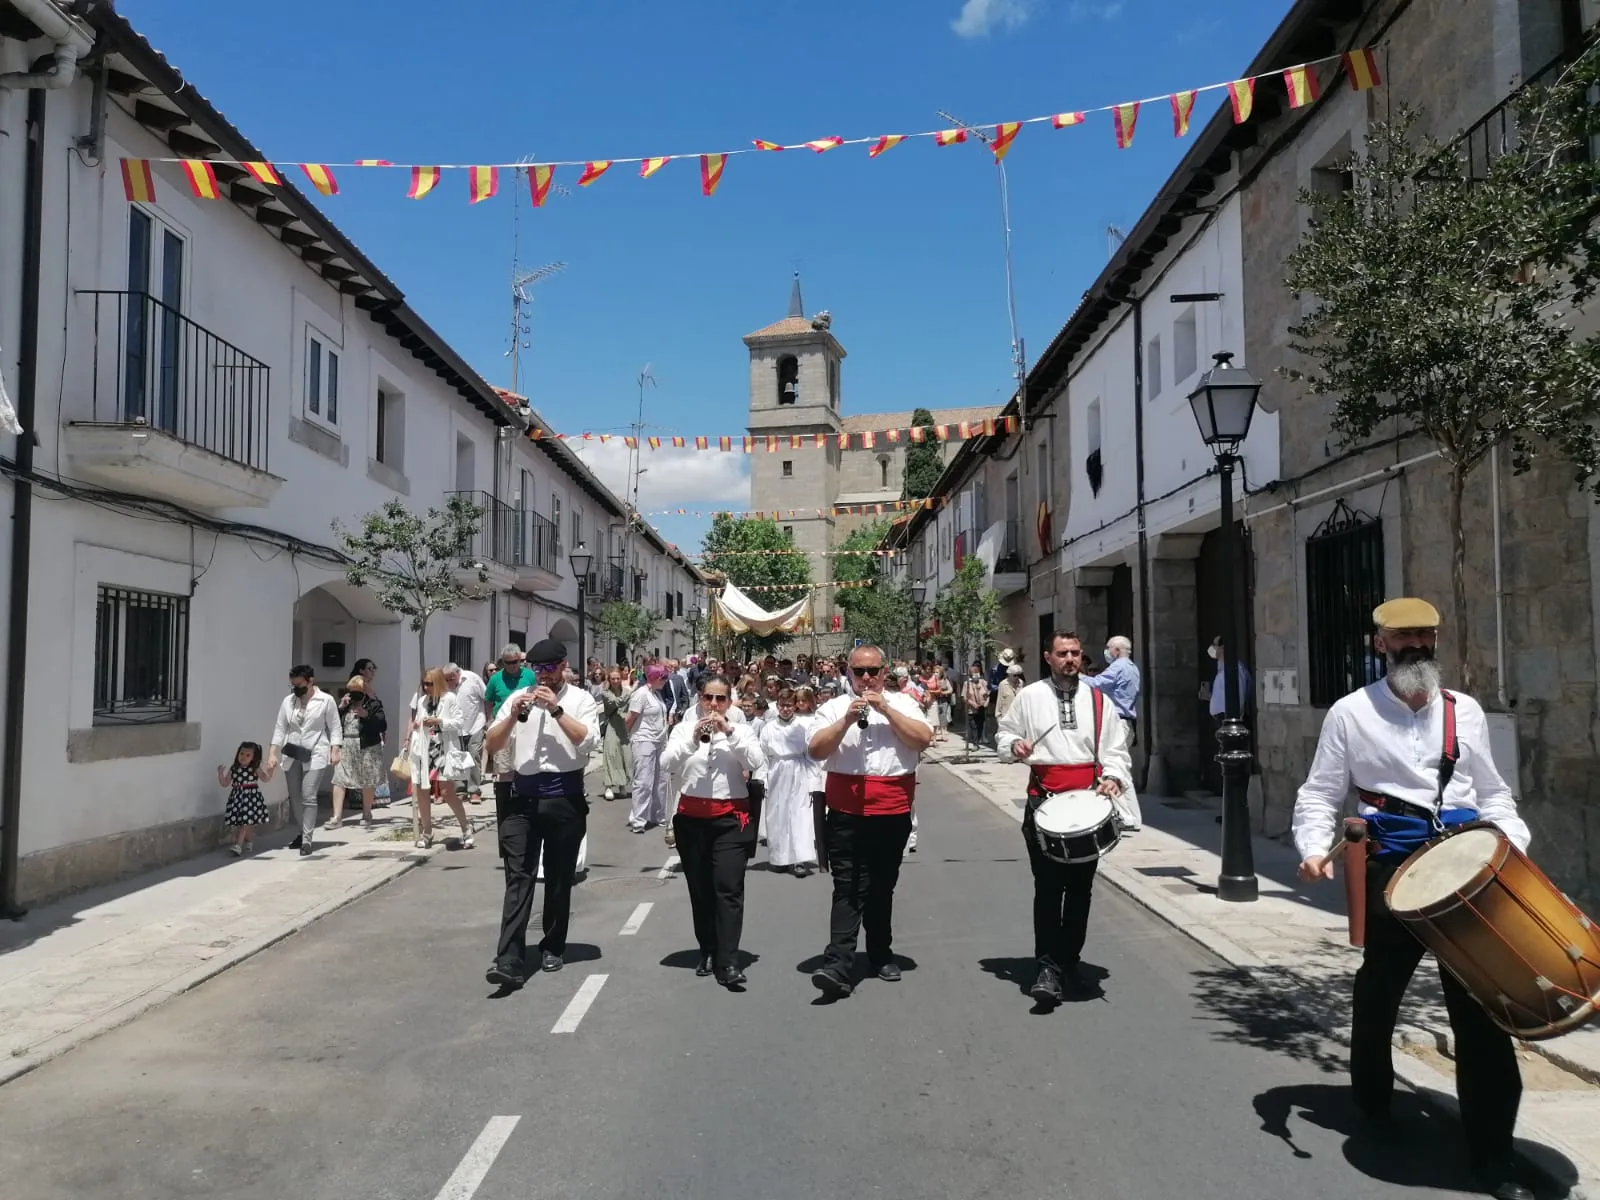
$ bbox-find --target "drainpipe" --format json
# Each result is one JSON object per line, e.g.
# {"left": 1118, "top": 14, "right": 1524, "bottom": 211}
{"left": 0, "top": 1, "right": 93, "bottom": 92}
{"left": 1131, "top": 295, "right": 1157, "bottom": 793}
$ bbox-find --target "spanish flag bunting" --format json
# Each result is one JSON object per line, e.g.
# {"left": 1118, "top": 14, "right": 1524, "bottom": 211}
{"left": 805, "top": 136, "right": 843, "bottom": 153}
{"left": 355, "top": 159, "right": 393, "bottom": 167}
{"left": 813, "top": 433, "right": 828, "bottom": 448}
{"left": 1113, "top": 101, "right": 1140, "bottom": 149}
{"left": 934, "top": 424, "right": 951, "bottom": 441}
{"left": 1344, "top": 48, "right": 1381, "bottom": 91}
{"left": 528, "top": 164, "right": 555, "bottom": 207}
{"left": 243, "top": 161, "right": 281, "bottom": 184}
{"left": 301, "top": 164, "right": 339, "bottom": 195}
{"left": 672, "top": 436, "right": 686, "bottom": 448}
{"left": 868, "top": 135, "right": 905, "bottom": 157}
{"left": 766, "top": 436, "right": 779, "bottom": 452}
{"left": 935, "top": 128, "right": 967, "bottom": 147}
{"left": 640, "top": 156, "right": 671, "bottom": 178}
{"left": 120, "top": 158, "right": 156, "bottom": 203}
{"left": 182, "top": 159, "right": 222, "bottom": 199}
{"left": 958, "top": 421, "right": 974, "bottom": 439}
{"left": 718, "top": 436, "right": 732, "bottom": 451}
{"left": 1283, "top": 63, "right": 1321, "bottom": 108}
{"left": 742, "top": 435, "right": 755, "bottom": 453}
{"left": 468, "top": 165, "right": 498, "bottom": 204}
{"left": 885, "top": 428, "right": 900, "bottom": 443}
{"left": 909, "top": 425, "right": 926, "bottom": 443}
{"left": 862, "top": 430, "right": 876, "bottom": 449}
{"left": 754, "top": 140, "right": 784, "bottom": 151}
{"left": 624, "top": 436, "right": 638, "bottom": 449}
{"left": 1226, "top": 78, "right": 1255, "bottom": 124}
{"left": 577, "top": 160, "right": 612, "bottom": 186}
{"left": 991, "top": 121, "right": 1022, "bottom": 161}
{"left": 695, "top": 436, "right": 710, "bottom": 450}
{"left": 648, "top": 437, "right": 661, "bottom": 450}
{"left": 700, "top": 153, "right": 727, "bottom": 197}
{"left": 836, "top": 433, "right": 849, "bottom": 449}
{"left": 407, "top": 166, "right": 441, "bottom": 199}
{"left": 1171, "top": 90, "right": 1197, "bottom": 137}
{"left": 1052, "top": 111, "right": 1085, "bottom": 129}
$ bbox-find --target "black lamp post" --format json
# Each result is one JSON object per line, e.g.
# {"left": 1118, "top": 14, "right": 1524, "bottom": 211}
{"left": 1187, "top": 352, "right": 1262, "bottom": 904}
{"left": 911, "top": 581, "right": 928, "bottom": 663}
{"left": 568, "top": 541, "right": 592, "bottom": 671}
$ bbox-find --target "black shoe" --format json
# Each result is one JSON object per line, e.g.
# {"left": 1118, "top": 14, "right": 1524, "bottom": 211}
{"left": 288, "top": 835, "right": 303, "bottom": 850}
{"left": 299, "top": 842, "right": 313, "bottom": 857}
{"left": 717, "top": 965, "right": 747, "bottom": 989}
{"left": 1029, "top": 964, "right": 1064, "bottom": 1004}
{"left": 1472, "top": 1162, "right": 1535, "bottom": 1200}
{"left": 811, "top": 966, "right": 853, "bottom": 998}
{"left": 541, "top": 951, "right": 563, "bottom": 973}
{"left": 485, "top": 961, "right": 525, "bottom": 989}
{"left": 876, "top": 961, "right": 902, "bottom": 982}
{"left": 695, "top": 955, "right": 714, "bottom": 977}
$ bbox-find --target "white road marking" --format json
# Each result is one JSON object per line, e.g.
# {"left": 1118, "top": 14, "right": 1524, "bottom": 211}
{"left": 551, "top": 974, "right": 609, "bottom": 1034}
{"left": 618, "top": 901, "right": 653, "bottom": 935}
{"left": 433, "top": 1115, "right": 520, "bottom": 1200}
{"left": 657, "top": 854, "right": 680, "bottom": 879}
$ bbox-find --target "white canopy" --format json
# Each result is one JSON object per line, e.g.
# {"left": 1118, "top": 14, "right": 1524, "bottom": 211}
{"left": 714, "top": 580, "right": 811, "bottom": 637}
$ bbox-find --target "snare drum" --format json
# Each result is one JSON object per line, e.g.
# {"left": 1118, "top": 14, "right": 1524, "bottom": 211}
{"left": 1031, "top": 790, "right": 1121, "bottom": 866}
{"left": 1385, "top": 823, "right": 1600, "bottom": 1041}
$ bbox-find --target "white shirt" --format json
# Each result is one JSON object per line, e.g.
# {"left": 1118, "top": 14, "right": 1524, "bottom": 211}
{"left": 1291, "top": 680, "right": 1530, "bottom": 860}
{"left": 272, "top": 688, "right": 344, "bottom": 769}
{"left": 660, "top": 718, "right": 765, "bottom": 799}
{"left": 994, "top": 677, "right": 1133, "bottom": 794}
{"left": 810, "top": 690, "right": 930, "bottom": 778}
{"left": 495, "top": 682, "right": 601, "bottom": 776}
{"left": 1209, "top": 659, "right": 1253, "bottom": 716}
{"left": 453, "top": 670, "right": 488, "bottom": 735}
{"left": 627, "top": 684, "right": 669, "bottom": 744}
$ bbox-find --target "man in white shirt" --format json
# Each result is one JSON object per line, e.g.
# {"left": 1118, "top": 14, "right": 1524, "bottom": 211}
{"left": 807, "top": 644, "right": 934, "bottom": 997}
{"left": 996, "top": 631, "right": 1133, "bottom": 1003}
{"left": 445, "top": 662, "right": 488, "bottom": 804}
{"left": 1293, "top": 598, "right": 1532, "bottom": 1200}
{"left": 483, "top": 638, "right": 601, "bottom": 988}
{"left": 268, "top": 665, "right": 343, "bottom": 857}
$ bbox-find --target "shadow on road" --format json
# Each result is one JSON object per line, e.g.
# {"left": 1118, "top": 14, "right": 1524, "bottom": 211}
{"left": 978, "top": 957, "right": 1110, "bottom": 1011}
{"left": 1190, "top": 964, "right": 1349, "bottom": 1074}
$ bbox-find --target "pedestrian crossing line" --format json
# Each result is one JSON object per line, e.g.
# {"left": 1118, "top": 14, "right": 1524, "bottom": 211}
{"left": 551, "top": 973, "right": 609, "bottom": 1033}
{"left": 618, "top": 901, "right": 654, "bottom": 935}
{"left": 656, "top": 854, "right": 681, "bottom": 879}
{"left": 433, "top": 1115, "right": 520, "bottom": 1200}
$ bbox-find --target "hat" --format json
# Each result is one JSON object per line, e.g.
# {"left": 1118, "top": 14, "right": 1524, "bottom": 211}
{"left": 527, "top": 638, "right": 567, "bottom": 667}
{"left": 998, "top": 648, "right": 1016, "bottom": 665}
{"left": 1373, "top": 597, "right": 1440, "bottom": 630}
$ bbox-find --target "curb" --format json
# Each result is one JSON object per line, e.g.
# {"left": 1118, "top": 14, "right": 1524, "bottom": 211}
{"left": 931, "top": 757, "right": 1596, "bottom": 1200}
{"left": 0, "top": 850, "right": 428, "bottom": 1090}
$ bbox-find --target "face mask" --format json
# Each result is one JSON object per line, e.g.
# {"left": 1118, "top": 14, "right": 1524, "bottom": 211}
{"left": 292, "top": 685, "right": 308, "bottom": 697}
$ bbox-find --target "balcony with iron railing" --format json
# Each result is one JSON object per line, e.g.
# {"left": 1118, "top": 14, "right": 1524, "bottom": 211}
{"left": 63, "top": 290, "right": 281, "bottom": 509}
{"left": 445, "top": 490, "right": 518, "bottom": 591}
{"left": 506, "top": 504, "right": 562, "bottom": 591}
{"left": 1452, "top": 52, "right": 1593, "bottom": 183}
{"left": 599, "top": 559, "right": 627, "bottom": 600}
{"left": 993, "top": 516, "right": 1027, "bottom": 597}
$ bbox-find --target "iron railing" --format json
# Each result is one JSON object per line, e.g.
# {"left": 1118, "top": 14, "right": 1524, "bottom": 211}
{"left": 94, "top": 585, "right": 190, "bottom": 725}
{"left": 81, "top": 289, "right": 271, "bottom": 472}
{"left": 600, "top": 560, "right": 626, "bottom": 600}
{"left": 506, "top": 507, "right": 560, "bottom": 576}
{"left": 445, "top": 491, "right": 518, "bottom": 567}
{"left": 996, "top": 518, "right": 1023, "bottom": 572}
{"left": 1451, "top": 52, "right": 1590, "bottom": 182}
{"left": 1305, "top": 499, "right": 1387, "bottom": 707}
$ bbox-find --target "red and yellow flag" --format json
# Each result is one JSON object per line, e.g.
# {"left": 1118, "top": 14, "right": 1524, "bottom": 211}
{"left": 182, "top": 159, "right": 222, "bottom": 199}
{"left": 1344, "top": 48, "right": 1382, "bottom": 92}
{"left": 640, "top": 156, "right": 671, "bottom": 178}
{"left": 868, "top": 135, "right": 905, "bottom": 158}
{"left": 468, "top": 165, "right": 498, "bottom": 204}
{"left": 766, "top": 436, "right": 779, "bottom": 452}
{"left": 754, "top": 140, "right": 783, "bottom": 151}
{"left": 991, "top": 121, "right": 1022, "bottom": 161}
{"left": 648, "top": 437, "right": 662, "bottom": 450}
{"left": 1003, "top": 415, "right": 1019, "bottom": 433}
{"left": 862, "top": 430, "right": 876, "bottom": 449}
{"left": 805, "top": 136, "right": 843, "bottom": 153}
{"left": 933, "top": 425, "right": 951, "bottom": 441}
{"left": 301, "top": 164, "right": 338, "bottom": 195}
{"left": 577, "top": 160, "right": 612, "bottom": 186}
{"left": 1052, "top": 111, "right": 1085, "bottom": 129}
{"left": 1171, "top": 90, "right": 1197, "bottom": 137}
{"left": 742, "top": 435, "right": 755, "bottom": 452}
{"left": 700, "top": 153, "right": 727, "bottom": 197}
{"left": 355, "top": 159, "right": 393, "bottom": 167}
{"left": 836, "top": 433, "right": 850, "bottom": 450}
{"left": 1226, "top": 78, "right": 1255, "bottom": 124}
{"left": 1283, "top": 64, "right": 1321, "bottom": 108}
{"left": 243, "top": 161, "right": 281, "bottom": 184}
{"left": 528, "top": 164, "right": 555, "bottom": 207}
{"left": 1113, "top": 101, "right": 1140, "bottom": 149}
{"left": 718, "top": 436, "right": 732, "bottom": 451}
{"left": 624, "top": 436, "right": 638, "bottom": 449}
{"left": 908, "top": 425, "right": 926, "bottom": 443}
{"left": 408, "top": 166, "right": 441, "bottom": 199}
{"left": 813, "top": 433, "right": 828, "bottom": 448}
{"left": 671, "top": 436, "right": 686, "bottom": 448}
{"left": 695, "top": 436, "right": 710, "bottom": 450}
{"left": 885, "top": 428, "right": 901, "bottom": 443}
{"left": 790, "top": 435, "right": 804, "bottom": 449}
{"left": 935, "top": 128, "right": 967, "bottom": 147}
{"left": 120, "top": 158, "right": 156, "bottom": 203}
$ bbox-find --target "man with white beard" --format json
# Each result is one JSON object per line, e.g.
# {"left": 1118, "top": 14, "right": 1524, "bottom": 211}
{"left": 1292, "top": 598, "right": 1534, "bottom": 1200}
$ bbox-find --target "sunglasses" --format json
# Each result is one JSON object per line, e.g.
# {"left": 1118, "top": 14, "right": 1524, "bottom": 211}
{"left": 531, "top": 661, "right": 563, "bottom": 671}
{"left": 851, "top": 665, "right": 884, "bottom": 677}
{"left": 700, "top": 693, "right": 731, "bottom": 703}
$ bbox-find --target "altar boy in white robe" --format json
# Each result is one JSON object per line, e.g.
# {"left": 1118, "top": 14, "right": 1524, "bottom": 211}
{"left": 996, "top": 630, "right": 1134, "bottom": 1005}
{"left": 759, "top": 688, "right": 819, "bottom": 877}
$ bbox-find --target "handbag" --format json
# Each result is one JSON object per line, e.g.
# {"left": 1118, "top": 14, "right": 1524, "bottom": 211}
{"left": 281, "top": 742, "right": 311, "bottom": 764}
{"left": 389, "top": 754, "right": 412, "bottom": 781}
{"left": 442, "top": 737, "right": 474, "bottom": 781}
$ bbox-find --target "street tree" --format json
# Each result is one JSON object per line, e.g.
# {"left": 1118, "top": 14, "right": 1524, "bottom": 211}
{"left": 333, "top": 496, "right": 488, "bottom": 678}
{"left": 833, "top": 520, "right": 919, "bottom": 657}
{"left": 928, "top": 557, "right": 1007, "bottom": 670}
{"left": 699, "top": 515, "right": 813, "bottom": 655}
{"left": 902, "top": 407, "right": 943, "bottom": 501}
{"left": 1284, "top": 54, "right": 1600, "bottom": 692}
{"left": 597, "top": 600, "right": 660, "bottom": 657}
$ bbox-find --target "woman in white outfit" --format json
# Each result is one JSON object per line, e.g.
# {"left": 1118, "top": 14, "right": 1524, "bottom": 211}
{"left": 759, "top": 688, "right": 818, "bottom": 877}
{"left": 795, "top": 686, "right": 828, "bottom": 868}
{"left": 625, "top": 664, "right": 671, "bottom": 832}
{"left": 404, "top": 666, "right": 474, "bottom": 849}
{"left": 267, "top": 664, "right": 343, "bottom": 858}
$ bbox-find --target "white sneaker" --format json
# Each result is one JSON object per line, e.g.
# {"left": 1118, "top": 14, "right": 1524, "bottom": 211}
{"left": 604, "top": 787, "right": 615, "bottom": 800}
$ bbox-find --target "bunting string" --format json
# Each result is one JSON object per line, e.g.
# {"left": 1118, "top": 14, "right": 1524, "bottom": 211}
{"left": 697, "top": 547, "right": 898, "bottom": 558}
{"left": 706, "top": 578, "right": 874, "bottom": 594}
{"left": 544, "top": 415, "right": 1017, "bottom": 451}
{"left": 639, "top": 496, "right": 945, "bottom": 520}
{"left": 118, "top": 50, "right": 1380, "bottom": 204}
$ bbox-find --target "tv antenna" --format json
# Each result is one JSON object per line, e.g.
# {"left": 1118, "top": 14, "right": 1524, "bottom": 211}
{"left": 505, "top": 155, "right": 571, "bottom": 395}
{"left": 1106, "top": 223, "right": 1127, "bottom": 257}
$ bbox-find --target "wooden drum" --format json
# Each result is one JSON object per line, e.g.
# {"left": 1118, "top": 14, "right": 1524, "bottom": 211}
{"left": 1385, "top": 823, "right": 1600, "bottom": 1041}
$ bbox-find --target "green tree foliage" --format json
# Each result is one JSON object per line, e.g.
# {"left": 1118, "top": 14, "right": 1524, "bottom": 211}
{"left": 333, "top": 496, "right": 487, "bottom": 677}
{"left": 833, "top": 520, "right": 919, "bottom": 657}
{"left": 928, "top": 558, "right": 1007, "bottom": 669}
{"left": 597, "top": 601, "right": 660, "bottom": 655}
{"left": 700, "top": 515, "right": 813, "bottom": 654}
{"left": 901, "top": 407, "right": 944, "bottom": 500}
{"left": 1284, "top": 53, "right": 1600, "bottom": 691}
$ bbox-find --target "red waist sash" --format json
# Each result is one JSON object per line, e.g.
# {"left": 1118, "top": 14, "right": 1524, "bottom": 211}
{"left": 677, "top": 794, "right": 751, "bottom": 828}
{"left": 1027, "top": 763, "right": 1097, "bottom": 798}
{"left": 824, "top": 771, "right": 916, "bottom": 816}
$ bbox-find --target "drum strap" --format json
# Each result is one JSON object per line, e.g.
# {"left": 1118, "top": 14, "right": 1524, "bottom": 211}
{"left": 1025, "top": 688, "right": 1104, "bottom": 809}
{"left": 1437, "top": 689, "right": 1459, "bottom": 811}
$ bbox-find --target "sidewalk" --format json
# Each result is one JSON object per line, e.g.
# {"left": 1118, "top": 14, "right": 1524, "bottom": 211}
{"left": 925, "top": 739, "right": 1600, "bottom": 1200}
{"left": 0, "top": 796, "right": 465, "bottom": 1087}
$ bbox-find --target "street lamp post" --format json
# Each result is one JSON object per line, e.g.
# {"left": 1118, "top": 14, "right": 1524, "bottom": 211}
{"left": 1186, "top": 352, "right": 1263, "bottom": 904}
{"left": 911, "top": 581, "right": 928, "bottom": 663}
{"left": 568, "top": 541, "right": 593, "bottom": 671}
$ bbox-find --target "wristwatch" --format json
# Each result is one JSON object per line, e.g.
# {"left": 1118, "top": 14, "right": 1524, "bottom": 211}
{"left": 550, "top": 706, "right": 565, "bottom": 719}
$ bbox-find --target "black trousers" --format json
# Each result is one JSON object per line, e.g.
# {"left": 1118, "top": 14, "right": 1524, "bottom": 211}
{"left": 494, "top": 791, "right": 587, "bottom": 968}
{"left": 673, "top": 812, "right": 752, "bottom": 971}
{"left": 1022, "top": 808, "right": 1099, "bottom": 969}
{"left": 822, "top": 810, "right": 913, "bottom": 972}
{"left": 1351, "top": 860, "right": 1521, "bottom": 1166}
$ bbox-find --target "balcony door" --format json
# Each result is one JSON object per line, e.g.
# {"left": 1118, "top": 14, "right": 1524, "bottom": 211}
{"left": 125, "top": 208, "right": 185, "bottom": 433}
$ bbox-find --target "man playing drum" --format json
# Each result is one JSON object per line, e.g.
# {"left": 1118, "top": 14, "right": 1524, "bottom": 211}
{"left": 1293, "top": 598, "right": 1534, "bottom": 1200}
{"left": 996, "top": 631, "right": 1133, "bottom": 1005}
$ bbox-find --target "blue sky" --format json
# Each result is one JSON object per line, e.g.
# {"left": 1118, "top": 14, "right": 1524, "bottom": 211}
{"left": 120, "top": 0, "right": 1291, "bottom": 552}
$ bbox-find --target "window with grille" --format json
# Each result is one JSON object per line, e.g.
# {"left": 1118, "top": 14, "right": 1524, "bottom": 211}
{"left": 1305, "top": 500, "right": 1387, "bottom": 707}
{"left": 94, "top": 585, "right": 189, "bottom": 725}
{"left": 448, "top": 635, "right": 474, "bottom": 670}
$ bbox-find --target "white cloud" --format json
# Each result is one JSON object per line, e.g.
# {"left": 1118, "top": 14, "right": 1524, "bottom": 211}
{"left": 951, "top": 0, "right": 1036, "bottom": 38}
{"left": 573, "top": 440, "right": 750, "bottom": 512}
{"left": 1066, "top": 0, "right": 1123, "bottom": 18}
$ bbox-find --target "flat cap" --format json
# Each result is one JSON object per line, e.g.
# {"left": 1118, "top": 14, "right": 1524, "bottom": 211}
{"left": 1373, "top": 597, "right": 1440, "bottom": 630}
{"left": 527, "top": 638, "right": 567, "bottom": 666}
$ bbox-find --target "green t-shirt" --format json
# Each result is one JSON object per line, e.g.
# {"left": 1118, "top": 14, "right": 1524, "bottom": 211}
{"left": 485, "top": 666, "right": 536, "bottom": 720}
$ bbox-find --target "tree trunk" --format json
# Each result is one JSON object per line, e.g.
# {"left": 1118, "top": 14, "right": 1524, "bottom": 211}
{"left": 1449, "top": 466, "right": 1475, "bottom": 695}
{"left": 414, "top": 614, "right": 429, "bottom": 842}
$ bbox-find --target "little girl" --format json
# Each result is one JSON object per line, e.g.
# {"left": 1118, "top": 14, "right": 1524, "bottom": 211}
{"left": 219, "top": 741, "right": 273, "bottom": 856}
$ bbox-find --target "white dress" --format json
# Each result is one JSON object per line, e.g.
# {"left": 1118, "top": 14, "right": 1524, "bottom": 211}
{"left": 759, "top": 716, "right": 817, "bottom": 868}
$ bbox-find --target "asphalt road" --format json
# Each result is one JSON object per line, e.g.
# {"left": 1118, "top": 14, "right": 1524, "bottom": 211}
{"left": 0, "top": 765, "right": 1498, "bottom": 1200}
